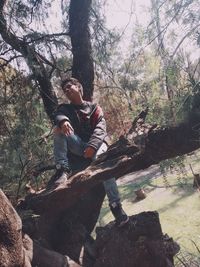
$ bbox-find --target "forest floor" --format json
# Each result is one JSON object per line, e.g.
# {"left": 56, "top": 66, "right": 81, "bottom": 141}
{"left": 97, "top": 149, "right": 200, "bottom": 264}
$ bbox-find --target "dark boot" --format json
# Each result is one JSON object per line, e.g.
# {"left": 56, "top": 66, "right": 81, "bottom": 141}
{"left": 47, "top": 165, "right": 72, "bottom": 187}
{"left": 109, "top": 202, "right": 129, "bottom": 227}
{"left": 54, "top": 168, "right": 72, "bottom": 185}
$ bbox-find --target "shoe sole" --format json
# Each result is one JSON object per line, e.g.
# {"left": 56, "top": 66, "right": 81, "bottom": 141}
{"left": 117, "top": 216, "right": 129, "bottom": 227}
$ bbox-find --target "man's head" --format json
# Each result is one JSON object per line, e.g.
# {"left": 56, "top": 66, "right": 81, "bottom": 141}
{"left": 61, "top": 78, "right": 84, "bottom": 104}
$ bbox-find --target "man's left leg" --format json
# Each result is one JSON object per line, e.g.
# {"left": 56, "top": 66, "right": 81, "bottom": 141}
{"left": 50, "top": 132, "right": 87, "bottom": 186}
{"left": 95, "top": 143, "right": 129, "bottom": 227}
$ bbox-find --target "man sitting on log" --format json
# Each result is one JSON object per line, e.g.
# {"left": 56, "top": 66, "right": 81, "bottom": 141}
{"left": 49, "top": 77, "right": 129, "bottom": 227}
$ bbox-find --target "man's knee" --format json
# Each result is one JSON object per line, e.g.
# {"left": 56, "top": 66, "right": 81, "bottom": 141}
{"left": 53, "top": 127, "right": 66, "bottom": 140}
{"left": 66, "top": 134, "right": 86, "bottom": 156}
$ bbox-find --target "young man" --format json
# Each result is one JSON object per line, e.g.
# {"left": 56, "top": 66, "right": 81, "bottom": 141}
{"left": 52, "top": 77, "right": 129, "bottom": 227}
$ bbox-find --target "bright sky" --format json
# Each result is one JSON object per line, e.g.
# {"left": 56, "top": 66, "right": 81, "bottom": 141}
{"left": 34, "top": 0, "right": 200, "bottom": 61}
{"left": 44, "top": 0, "right": 152, "bottom": 59}
{"left": 47, "top": 0, "right": 151, "bottom": 33}
{"left": 102, "top": 0, "right": 152, "bottom": 56}
{"left": 104, "top": 0, "right": 199, "bottom": 61}
{"left": 105, "top": 0, "right": 151, "bottom": 29}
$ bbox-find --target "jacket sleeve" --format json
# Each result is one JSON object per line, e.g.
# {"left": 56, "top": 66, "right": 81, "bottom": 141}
{"left": 54, "top": 104, "right": 70, "bottom": 127}
{"left": 87, "top": 105, "right": 107, "bottom": 150}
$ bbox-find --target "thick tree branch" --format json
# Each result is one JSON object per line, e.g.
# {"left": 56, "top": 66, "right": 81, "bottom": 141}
{"left": 23, "top": 117, "right": 200, "bottom": 215}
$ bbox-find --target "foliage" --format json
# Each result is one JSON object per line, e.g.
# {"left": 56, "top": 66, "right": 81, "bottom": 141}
{"left": 0, "top": 64, "right": 52, "bottom": 198}
{"left": 98, "top": 88, "right": 132, "bottom": 141}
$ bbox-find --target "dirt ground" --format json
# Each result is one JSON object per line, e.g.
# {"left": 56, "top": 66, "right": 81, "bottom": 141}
{"left": 117, "top": 164, "right": 161, "bottom": 186}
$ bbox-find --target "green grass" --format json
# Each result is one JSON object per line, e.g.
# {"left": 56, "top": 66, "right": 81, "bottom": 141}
{"left": 97, "top": 152, "right": 200, "bottom": 259}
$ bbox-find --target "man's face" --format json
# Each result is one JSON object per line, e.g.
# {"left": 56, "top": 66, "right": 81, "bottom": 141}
{"left": 62, "top": 82, "right": 81, "bottom": 102}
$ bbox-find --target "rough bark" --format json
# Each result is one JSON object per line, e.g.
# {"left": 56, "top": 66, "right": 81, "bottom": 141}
{"left": 0, "top": 190, "right": 24, "bottom": 267}
{"left": 22, "top": 118, "right": 200, "bottom": 215}
{"left": 1, "top": 189, "right": 180, "bottom": 267}
{"left": 0, "top": 190, "right": 82, "bottom": 267}
{"left": 23, "top": 234, "right": 71, "bottom": 267}
{"left": 92, "top": 212, "right": 179, "bottom": 267}
{"left": 69, "top": 0, "right": 94, "bottom": 101}
{"left": 20, "top": 184, "right": 105, "bottom": 264}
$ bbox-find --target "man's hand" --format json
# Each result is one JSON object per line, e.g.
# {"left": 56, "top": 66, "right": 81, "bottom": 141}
{"left": 60, "top": 121, "right": 74, "bottom": 135}
{"left": 84, "top": 146, "right": 96, "bottom": 159}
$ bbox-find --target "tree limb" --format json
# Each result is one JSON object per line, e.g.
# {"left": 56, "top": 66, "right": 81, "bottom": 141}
{"left": 23, "top": 116, "right": 200, "bottom": 215}
{"left": 0, "top": 2, "right": 57, "bottom": 122}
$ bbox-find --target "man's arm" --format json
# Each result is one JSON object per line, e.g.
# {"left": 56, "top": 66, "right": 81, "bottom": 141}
{"left": 54, "top": 105, "right": 74, "bottom": 135}
{"left": 87, "top": 105, "right": 107, "bottom": 150}
{"left": 54, "top": 104, "right": 70, "bottom": 127}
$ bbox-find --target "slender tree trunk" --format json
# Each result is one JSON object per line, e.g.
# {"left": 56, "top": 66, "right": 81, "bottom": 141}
{"left": 151, "top": 0, "right": 176, "bottom": 125}
{"left": 69, "top": 0, "right": 94, "bottom": 101}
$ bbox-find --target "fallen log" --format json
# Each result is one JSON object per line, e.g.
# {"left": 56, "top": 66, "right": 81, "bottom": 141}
{"left": 22, "top": 121, "right": 200, "bottom": 215}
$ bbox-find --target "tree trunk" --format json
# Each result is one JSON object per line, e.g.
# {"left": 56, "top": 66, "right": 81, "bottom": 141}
{"left": 92, "top": 212, "right": 179, "bottom": 267}
{"left": 1, "top": 189, "right": 179, "bottom": 267}
{"left": 151, "top": 0, "right": 176, "bottom": 125}
{"left": 69, "top": 0, "right": 94, "bottom": 101}
{"left": 0, "top": 189, "right": 82, "bottom": 267}
{"left": 0, "top": 190, "right": 24, "bottom": 267}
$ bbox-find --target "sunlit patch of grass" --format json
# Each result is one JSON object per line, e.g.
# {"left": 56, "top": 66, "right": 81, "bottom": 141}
{"left": 97, "top": 164, "right": 200, "bottom": 257}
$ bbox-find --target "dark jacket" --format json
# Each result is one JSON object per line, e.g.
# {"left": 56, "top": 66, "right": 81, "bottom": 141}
{"left": 54, "top": 101, "right": 108, "bottom": 150}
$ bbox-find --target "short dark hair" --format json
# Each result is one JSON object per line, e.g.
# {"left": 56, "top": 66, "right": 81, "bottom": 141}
{"left": 61, "top": 77, "right": 83, "bottom": 96}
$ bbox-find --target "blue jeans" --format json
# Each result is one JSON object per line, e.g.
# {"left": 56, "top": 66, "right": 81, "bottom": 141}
{"left": 54, "top": 132, "right": 120, "bottom": 205}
